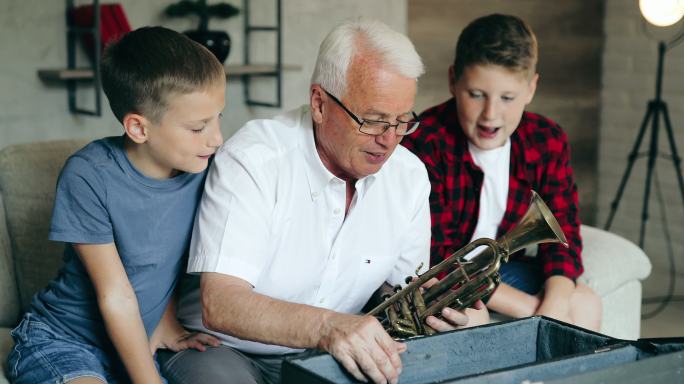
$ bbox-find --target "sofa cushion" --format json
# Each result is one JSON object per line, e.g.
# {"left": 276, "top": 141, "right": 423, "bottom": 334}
{"left": 0, "top": 140, "right": 89, "bottom": 313}
{"left": 600, "top": 280, "right": 642, "bottom": 340}
{"left": 579, "top": 225, "right": 651, "bottom": 296}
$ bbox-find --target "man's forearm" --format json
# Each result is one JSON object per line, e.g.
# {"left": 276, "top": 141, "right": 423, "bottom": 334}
{"left": 200, "top": 272, "right": 349, "bottom": 350}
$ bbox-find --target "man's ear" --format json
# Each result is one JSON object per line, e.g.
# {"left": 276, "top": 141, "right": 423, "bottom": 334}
{"left": 123, "top": 113, "right": 150, "bottom": 144}
{"left": 310, "top": 84, "right": 325, "bottom": 124}
{"left": 525, "top": 73, "right": 539, "bottom": 104}
{"left": 448, "top": 65, "right": 458, "bottom": 97}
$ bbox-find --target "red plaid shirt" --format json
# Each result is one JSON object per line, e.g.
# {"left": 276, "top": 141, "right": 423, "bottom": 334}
{"left": 402, "top": 98, "right": 583, "bottom": 281}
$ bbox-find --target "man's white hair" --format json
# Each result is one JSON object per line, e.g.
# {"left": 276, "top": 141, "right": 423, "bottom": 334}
{"left": 311, "top": 19, "right": 425, "bottom": 98}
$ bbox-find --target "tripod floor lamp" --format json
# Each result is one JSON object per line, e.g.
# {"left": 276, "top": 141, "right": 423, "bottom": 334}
{"left": 604, "top": 0, "right": 684, "bottom": 249}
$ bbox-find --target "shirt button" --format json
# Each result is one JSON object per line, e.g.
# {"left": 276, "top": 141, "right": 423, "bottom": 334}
{"left": 312, "top": 191, "right": 319, "bottom": 198}
{"left": 333, "top": 208, "right": 341, "bottom": 215}
{"left": 319, "top": 298, "right": 325, "bottom": 304}
{"left": 331, "top": 252, "right": 336, "bottom": 260}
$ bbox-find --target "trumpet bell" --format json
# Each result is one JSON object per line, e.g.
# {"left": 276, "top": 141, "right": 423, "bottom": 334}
{"left": 501, "top": 190, "right": 568, "bottom": 257}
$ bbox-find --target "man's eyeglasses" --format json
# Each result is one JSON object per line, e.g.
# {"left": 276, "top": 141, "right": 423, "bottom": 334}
{"left": 323, "top": 89, "right": 420, "bottom": 136}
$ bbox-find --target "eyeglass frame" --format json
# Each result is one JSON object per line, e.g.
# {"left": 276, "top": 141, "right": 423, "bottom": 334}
{"left": 322, "top": 89, "right": 420, "bottom": 136}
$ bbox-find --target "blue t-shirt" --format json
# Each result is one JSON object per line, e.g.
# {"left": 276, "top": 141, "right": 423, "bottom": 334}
{"left": 31, "top": 135, "right": 208, "bottom": 351}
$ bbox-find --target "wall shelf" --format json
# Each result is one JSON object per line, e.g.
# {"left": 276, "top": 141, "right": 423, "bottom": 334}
{"left": 65, "top": 0, "right": 102, "bottom": 116}
{"left": 241, "top": 0, "right": 283, "bottom": 107}
{"left": 38, "top": 69, "right": 95, "bottom": 81}
{"left": 38, "top": 64, "right": 299, "bottom": 82}
{"left": 38, "top": 0, "right": 290, "bottom": 116}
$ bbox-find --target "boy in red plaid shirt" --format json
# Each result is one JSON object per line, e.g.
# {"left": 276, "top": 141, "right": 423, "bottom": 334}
{"left": 402, "top": 14, "right": 602, "bottom": 330}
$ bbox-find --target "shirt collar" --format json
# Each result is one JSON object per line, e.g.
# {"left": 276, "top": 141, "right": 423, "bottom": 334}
{"left": 301, "top": 107, "right": 377, "bottom": 200}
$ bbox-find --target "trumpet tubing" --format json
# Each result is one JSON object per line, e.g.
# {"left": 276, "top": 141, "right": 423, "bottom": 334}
{"left": 367, "top": 190, "right": 568, "bottom": 338}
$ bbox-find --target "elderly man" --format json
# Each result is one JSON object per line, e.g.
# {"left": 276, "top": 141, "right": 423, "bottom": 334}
{"left": 159, "top": 19, "right": 487, "bottom": 384}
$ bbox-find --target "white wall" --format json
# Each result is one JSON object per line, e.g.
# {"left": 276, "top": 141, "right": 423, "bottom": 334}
{"left": 598, "top": 1, "right": 684, "bottom": 293}
{"left": 0, "top": 0, "right": 407, "bottom": 149}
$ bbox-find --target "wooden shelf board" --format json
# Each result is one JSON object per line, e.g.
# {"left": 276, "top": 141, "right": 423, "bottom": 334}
{"left": 225, "top": 64, "right": 300, "bottom": 75}
{"left": 38, "top": 64, "right": 300, "bottom": 81}
{"left": 38, "top": 69, "right": 94, "bottom": 81}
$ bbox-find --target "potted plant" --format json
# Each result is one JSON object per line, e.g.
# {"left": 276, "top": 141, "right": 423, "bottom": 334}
{"left": 164, "top": 0, "right": 240, "bottom": 63}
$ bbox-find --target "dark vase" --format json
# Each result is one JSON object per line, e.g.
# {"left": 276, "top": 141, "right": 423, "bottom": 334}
{"left": 184, "top": 30, "right": 231, "bottom": 63}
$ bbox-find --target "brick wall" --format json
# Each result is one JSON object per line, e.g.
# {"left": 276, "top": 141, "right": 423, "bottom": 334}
{"left": 599, "top": 0, "right": 684, "bottom": 289}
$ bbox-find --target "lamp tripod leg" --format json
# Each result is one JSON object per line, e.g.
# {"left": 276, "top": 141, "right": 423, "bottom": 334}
{"left": 638, "top": 102, "right": 663, "bottom": 247}
{"left": 604, "top": 103, "right": 655, "bottom": 230}
{"left": 661, "top": 103, "right": 684, "bottom": 208}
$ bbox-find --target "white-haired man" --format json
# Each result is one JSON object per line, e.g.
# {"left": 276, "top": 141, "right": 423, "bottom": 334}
{"left": 158, "top": 19, "right": 488, "bottom": 384}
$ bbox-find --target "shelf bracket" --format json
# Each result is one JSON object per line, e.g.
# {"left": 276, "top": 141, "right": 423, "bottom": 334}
{"left": 66, "top": 0, "right": 102, "bottom": 116}
{"left": 241, "top": 0, "right": 282, "bottom": 108}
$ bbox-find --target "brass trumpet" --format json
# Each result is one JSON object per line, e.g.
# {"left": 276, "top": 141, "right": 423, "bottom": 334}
{"left": 367, "top": 190, "right": 568, "bottom": 338}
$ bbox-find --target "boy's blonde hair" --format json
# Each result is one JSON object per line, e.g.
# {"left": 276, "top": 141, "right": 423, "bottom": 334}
{"left": 453, "top": 14, "right": 538, "bottom": 81}
{"left": 101, "top": 26, "right": 225, "bottom": 124}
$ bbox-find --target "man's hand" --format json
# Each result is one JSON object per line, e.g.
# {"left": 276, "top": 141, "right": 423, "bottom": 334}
{"left": 319, "top": 313, "right": 405, "bottom": 384}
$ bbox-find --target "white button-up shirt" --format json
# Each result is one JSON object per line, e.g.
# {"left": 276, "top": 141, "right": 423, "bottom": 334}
{"left": 178, "top": 106, "right": 430, "bottom": 354}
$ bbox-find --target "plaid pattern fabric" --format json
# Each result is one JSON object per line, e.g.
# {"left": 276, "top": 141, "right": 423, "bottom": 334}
{"left": 402, "top": 98, "right": 583, "bottom": 281}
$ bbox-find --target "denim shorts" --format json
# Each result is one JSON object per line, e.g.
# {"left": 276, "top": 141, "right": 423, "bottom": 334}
{"left": 7, "top": 312, "right": 166, "bottom": 384}
{"left": 498, "top": 260, "right": 544, "bottom": 295}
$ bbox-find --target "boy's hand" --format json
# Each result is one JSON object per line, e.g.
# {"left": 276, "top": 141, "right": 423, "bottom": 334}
{"left": 419, "top": 278, "right": 489, "bottom": 330}
{"left": 426, "top": 300, "right": 488, "bottom": 330}
{"left": 161, "top": 331, "right": 221, "bottom": 353}
{"left": 533, "top": 276, "right": 574, "bottom": 323}
{"left": 486, "top": 283, "right": 541, "bottom": 318}
{"left": 149, "top": 296, "right": 221, "bottom": 354}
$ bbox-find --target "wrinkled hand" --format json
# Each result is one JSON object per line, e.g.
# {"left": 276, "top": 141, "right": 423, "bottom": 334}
{"left": 319, "top": 313, "right": 405, "bottom": 384}
{"left": 153, "top": 331, "right": 221, "bottom": 354}
{"left": 420, "top": 278, "right": 488, "bottom": 331}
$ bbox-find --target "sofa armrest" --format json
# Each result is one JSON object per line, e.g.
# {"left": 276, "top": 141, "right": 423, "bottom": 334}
{"left": 0, "top": 327, "right": 12, "bottom": 383}
{"left": 0, "top": 194, "right": 20, "bottom": 328}
{"left": 578, "top": 225, "right": 651, "bottom": 296}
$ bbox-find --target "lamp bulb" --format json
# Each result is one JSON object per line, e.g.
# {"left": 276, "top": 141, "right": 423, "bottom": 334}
{"left": 639, "top": 0, "right": 684, "bottom": 27}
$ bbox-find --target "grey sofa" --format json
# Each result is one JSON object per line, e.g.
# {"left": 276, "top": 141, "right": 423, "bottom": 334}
{"left": 0, "top": 140, "right": 652, "bottom": 383}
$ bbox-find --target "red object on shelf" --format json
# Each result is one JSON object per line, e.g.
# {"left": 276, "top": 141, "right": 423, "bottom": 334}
{"left": 70, "top": 3, "right": 131, "bottom": 61}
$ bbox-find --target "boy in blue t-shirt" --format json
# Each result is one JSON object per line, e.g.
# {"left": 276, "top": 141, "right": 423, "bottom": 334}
{"left": 7, "top": 26, "right": 225, "bottom": 383}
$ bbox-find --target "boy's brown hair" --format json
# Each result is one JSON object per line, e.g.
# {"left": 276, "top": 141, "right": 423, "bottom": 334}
{"left": 101, "top": 26, "right": 225, "bottom": 124}
{"left": 453, "top": 14, "right": 538, "bottom": 81}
